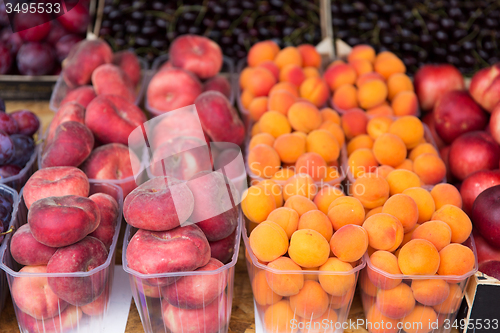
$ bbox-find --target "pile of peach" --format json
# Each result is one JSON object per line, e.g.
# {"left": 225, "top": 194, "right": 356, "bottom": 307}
{"left": 248, "top": 107, "right": 344, "bottom": 183}
{"left": 240, "top": 40, "right": 330, "bottom": 121}
{"left": 344, "top": 111, "right": 447, "bottom": 186}
{"left": 242, "top": 177, "right": 367, "bottom": 332}
{"left": 325, "top": 44, "right": 418, "bottom": 117}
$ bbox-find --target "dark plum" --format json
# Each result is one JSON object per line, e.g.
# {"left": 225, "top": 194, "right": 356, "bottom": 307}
{"left": 0, "top": 113, "right": 18, "bottom": 135}
{"left": 55, "top": 34, "right": 83, "bottom": 62}
{"left": 9, "top": 110, "right": 39, "bottom": 136}
{"left": 9, "top": 134, "right": 34, "bottom": 167}
{"left": 0, "top": 42, "right": 12, "bottom": 74}
{"left": 0, "top": 130, "right": 13, "bottom": 165}
{"left": 16, "top": 42, "right": 55, "bottom": 76}
{"left": 0, "top": 165, "right": 21, "bottom": 179}
{"left": 46, "top": 22, "right": 70, "bottom": 46}
{"left": 57, "top": 2, "right": 90, "bottom": 34}
{"left": 14, "top": 13, "right": 51, "bottom": 42}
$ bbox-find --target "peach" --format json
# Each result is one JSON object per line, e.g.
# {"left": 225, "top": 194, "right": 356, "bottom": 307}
{"left": 92, "top": 64, "right": 135, "bottom": 102}
{"left": 298, "top": 210, "right": 333, "bottom": 241}
{"left": 373, "top": 133, "right": 407, "bottom": 167}
{"left": 306, "top": 129, "right": 339, "bottom": 163}
{"left": 433, "top": 284, "right": 463, "bottom": 314}
{"left": 266, "top": 257, "right": 304, "bottom": 296}
{"left": 287, "top": 102, "right": 322, "bottom": 133}
{"left": 402, "top": 306, "right": 438, "bottom": 333}
{"left": 347, "top": 148, "right": 379, "bottom": 179}
{"left": 374, "top": 51, "right": 406, "bottom": 79}
{"left": 46, "top": 102, "right": 85, "bottom": 143}
{"left": 414, "top": 153, "right": 446, "bottom": 185}
{"left": 398, "top": 239, "right": 440, "bottom": 275}
{"left": 320, "top": 108, "right": 341, "bottom": 124}
{"left": 47, "top": 237, "right": 108, "bottom": 305}
{"left": 347, "top": 134, "right": 374, "bottom": 155}
{"left": 367, "top": 251, "right": 402, "bottom": 290}
{"left": 376, "top": 283, "right": 415, "bottom": 319}
{"left": 403, "top": 187, "right": 436, "bottom": 224}
{"left": 313, "top": 185, "right": 345, "bottom": 214}
{"left": 356, "top": 72, "right": 384, "bottom": 87}
{"left": 341, "top": 108, "right": 368, "bottom": 139}
{"left": 268, "top": 89, "right": 296, "bottom": 115}
{"left": 273, "top": 133, "right": 306, "bottom": 164}
{"left": 318, "top": 258, "right": 356, "bottom": 296}
{"left": 249, "top": 133, "right": 275, "bottom": 150}
{"left": 330, "top": 224, "right": 369, "bottom": 262}
{"left": 469, "top": 63, "right": 500, "bottom": 112}
{"left": 295, "top": 152, "right": 327, "bottom": 182}
{"left": 363, "top": 213, "right": 404, "bottom": 251}
{"left": 269, "top": 81, "right": 299, "bottom": 98}
{"left": 258, "top": 61, "right": 280, "bottom": 80}
{"left": 323, "top": 64, "right": 357, "bottom": 91}
{"left": 382, "top": 194, "right": 418, "bottom": 233}
{"left": 386, "top": 169, "right": 421, "bottom": 195}
{"left": 388, "top": 116, "right": 424, "bottom": 149}
{"left": 328, "top": 196, "right": 365, "bottom": 230}
{"left": 259, "top": 110, "right": 292, "bottom": 138}
{"left": 267, "top": 207, "right": 299, "bottom": 239}
{"left": 332, "top": 83, "right": 358, "bottom": 110}
{"left": 263, "top": 300, "right": 298, "bottom": 333}
{"left": 348, "top": 45, "right": 376, "bottom": 63}
{"left": 411, "top": 279, "right": 450, "bottom": 306}
{"left": 113, "top": 50, "right": 141, "bottom": 86}
{"left": 60, "top": 85, "right": 96, "bottom": 109}
{"left": 88, "top": 193, "right": 119, "bottom": 250}
{"left": 431, "top": 183, "right": 462, "bottom": 209}
{"left": 80, "top": 289, "right": 108, "bottom": 316}
{"left": 438, "top": 243, "right": 475, "bottom": 276}
{"left": 289, "top": 229, "right": 330, "bottom": 268}
{"left": 284, "top": 195, "right": 318, "bottom": 217}
{"left": 299, "top": 77, "right": 329, "bottom": 107}
{"left": 23, "top": 167, "right": 89, "bottom": 209}
{"left": 358, "top": 80, "right": 388, "bottom": 109}
{"left": 250, "top": 221, "right": 288, "bottom": 262}
{"left": 247, "top": 40, "right": 280, "bottom": 67}
{"left": 18, "top": 305, "right": 82, "bottom": 333}
{"left": 209, "top": 229, "right": 236, "bottom": 264}
{"left": 431, "top": 205, "right": 472, "bottom": 244}
{"left": 202, "top": 75, "right": 231, "bottom": 100}
{"left": 280, "top": 64, "right": 306, "bottom": 87}
{"left": 290, "top": 280, "right": 329, "bottom": 319}
{"left": 319, "top": 121, "right": 345, "bottom": 147}
{"left": 298, "top": 44, "right": 321, "bottom": 68}
{"left": 252, "top": 270, "right": 283, "bottom": 306}
{"left": 387, "top": 73, "right": 413, "bottom": 100}
{"left": 11, "top": 224, "right": 57, "bottom": 266}
{"left": 274, "top": 46, "right": 303, "bottom": 69}
{"left": 283, "top": 174, "right": 317, "bottom": 201}
{"left": 353, "top": 173, "right": 390, "bottom": 209}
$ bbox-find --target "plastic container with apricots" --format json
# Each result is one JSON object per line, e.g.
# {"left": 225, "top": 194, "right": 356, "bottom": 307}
{"left": 360, "top": 236, "right": 478, "bottom": 333}
{"left": 242, "top": 220, "right": 365, "bottom": 333}
{"left": 0, "top": 181, "right": 123, "bottom": 333}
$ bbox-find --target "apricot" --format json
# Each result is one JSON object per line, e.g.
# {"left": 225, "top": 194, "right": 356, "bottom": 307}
{"left": 318, "top": 258, "right": 355, "bottom": 296}
{"left": 247, "top": 40, "right": 280, "bottom": 67}
{"left": 300, "top": 309, "right": 338, "bottom": 333}
{"left": 241, "top": 89, "right": 254, "bottom": 110}
{"left": 332, "top": 84, "right": 358, "bottom": 110}
{"left": 431, "top": 205, "right": 472, "bottom": 244}
{"left": 259, "top": 60, "right": 280, "bottom": 80}
{"left": 403, "top": 187, "right": 436, "bottom": 224}
{"left": 430, "top": 183, "right": 462, "bottom": 209}
{"left": 272, "top": 168, "right": 295, "bottom": 182}
{"left": 347, "top": 148, "right": 379, "bottom": 179}
{"left": 306, "top": 130, "right": 339, "bottom": 163}
{"left": 266, "top": 257, "right": 304, "bottom": 296}
{"left": 280, "top": 64, "right": 306, "bottom": 87}
{"left": 365, "top": 115, "right": 395, "bottom": 141}
{"left": 303, "top": 67, "right": 320, "bottom": 78}
{"left": 257, "top": 179, "right": 283, "bottom": 208}
{"left": 274, "top": 46, "right": 303, "bottom": 69}
{"left": 414, "top": 153, "right": 446, "bottom": 185}
{"left": 387, "top": 73, "right": 413, "bottom": 100}
{"left": 249, "top": 221, "right": 288, "bottom": 262}
{"left": 283, "top": 174, "right": 317, "bottom": 201}
{"left": 320, "top": 108, "right": 341, "bottom": 124}
{"left": 248, "top": 96, "right": 269, "bottom": 121}
{"left": 249, "top": 133, "right": 275, "bottom": 150}
{"left": 290, "top": 280, "right": 329, "bottom": 319}
{"left": 353, "top": 173, "right": 390, "bottom": 209}
{"left": 330, "top": 224, "right": 369, "bottom": 262}
{"left": 365, "top": 305, "right": 399, "bottom": 333}
{"left": 295, "top": 152, "right": 327, "bottom": 182}
{"left": 438, "top": 243, "right": 475, "bottom": 277}
{"left": 327, "top": 196, "right": 365, "bottom": 231}
{"left": 386, "top": 169, "right": 421, "bottom": 195}
{"left": 376, "top": 283, "right": 415, "bottom": 319}
{"left": 298, "top": 210, "right": 333, "bottom": 241}
{"left": 392, "top": 91, "right": 419, "bottom": 116}
{"left": 358, "top": 80, "right": 388, "bottom": 110}
{"left": 347, "top": 134, "right": 374, "bottom": 156}
{"left": 366, "top": 206, "right": 384, "bottom": 219}
{"left": 348, "top": 44, "right": 376, "bottom": 63}
{"left": 246, "top": 67, "right": 277, "bottom": 97}
{"left": 287, "top": 102, "right": 322, "bottom": 133}
{"left": 360, "top": 269, "right": 378, "bottom": 297}
{"left": 351, "top": 59, "right": 373, "bottom": 76}
{"left": 267, "top": 207, "right": 299, "bottom": 239}
{"left": 268, "top": 90, "right": 297, "bottom": 116}
{"left": 395, "top": 159, "right": 413, "bottom": 171}
{"left": 408, "top": 143, "right": 438, "bottom": 161}
{"left": 251, "top": 122, "right": 260, "bottom": 136}
{"left": 264, "top": 300, "right": 298, "bottom": 333}
{"left": 270, "top": 81, "right": 299, "bottom": 98}
{"left": 412, "top": 221, "right": 451, "bottom": 252}
{"left": 289, "top": 229, "right": 330, "bottom": 268}
{"left": 402, "top": 305, "right": 438, "bottom": 333}
{"left": 366, "top": 104, "right": 394, "bottom": 117}
{"left": 300, "top": 77, "right": 329, "bottom": 107}
{"left": 323, "top": 166, "right": 340, "bottom": 182}
{"left": 356, "top": 72, "right": 385, "bottom": 87}
{"left": 248, "top": 144, "right": 281, "bottom": 179}
{"left": 388, "top": 116, "right": 424, "bottom": 149}
{"left": 341, "top": 108, "right": 368, "bottom": 139}
{"left": 372, "top": 133, "right": 407, "bottom": 168}
{"left": 284, "top": 195, "right": 318, "bottom": 217}
{"left": 398, "top": 239, "right": 440, "bottom": 275}
{"left": 259, "top": 110, "right": 292, "bottom": 138}
{"left": 313, "top": 185, "right": 345, "bottom": 214}
{"left": 382, "top": 194, "right": 418, "bottom": 232}
{"left": 242, "top": 185, "right": 276, "bottom": 223}
{"left": 252, "top": 270, "right": 283, "bottom": 306}
{"left": 432, "top": 284, "right": 463, "bottom": 314}
{"left": 273, "top": 134, "right": 306, "bottom": 164}
{"left": 318, "top": 121, "right": 345, "bottom": 147}
{"left": 323, "top": 63, "right": 357, "bottom": 91}
{"left": 363, "top": 213, "right": 404, "bottom": 251}
{"left": 411, "top": 279, "right": 450, "bottom": 306}
{"left": 375, "top": 165, "right": 394, "bottom": 179}
{"left": 367, "top": 250, "right": 402, "bottom": 289}
{"left": 374, "top": 51, "right": 406, "bottom": 79}
{"left": 240, "top": 67, "right": 254, "bottom": 89}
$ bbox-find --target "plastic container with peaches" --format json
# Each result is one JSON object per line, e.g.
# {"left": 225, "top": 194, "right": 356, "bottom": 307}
{"left": 49, "top": 57, "right": 149, "bottom": 112}
{"left": 242, "top": 219, "right": 365, "bottom": 333}
{"left": 122, "top": 212, "right": 242, "bottom": 333}
{"left": 360, "top": 236, "right": 478, "bottom": 333}
{"left": 0, "top": 181, "right": 123, "bottom": 333}
{"left": 145, "top": 55, "right": 236, "bottom": 118}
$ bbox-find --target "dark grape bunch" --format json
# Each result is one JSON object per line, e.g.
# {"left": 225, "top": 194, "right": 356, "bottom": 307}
{"left": 99, "top": 0, "right": 322, "bottom": 63}
{"left": 332, "top": 0, "right": 500, "bottom": 75}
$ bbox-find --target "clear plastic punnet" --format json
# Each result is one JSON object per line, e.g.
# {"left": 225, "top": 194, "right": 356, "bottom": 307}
{"left": 359, "top": 236, "right": 478, "bottom": 333}
{"left": 122, "top": 212, "right": 242, "bottom": 333}
{"left": 49, "top": 57, "right": 149, "bottom": 112}
{"left": 145, "top": 55, "right": 235, "bottom": 118}
{"left": 0, "top": 185, "right": 19, "bottom": 315}
{"left": 242, "top": 219, "right": 365, "bottom": 333}
{"left": 0, "top": 181, "right": 123, "bottom": 333}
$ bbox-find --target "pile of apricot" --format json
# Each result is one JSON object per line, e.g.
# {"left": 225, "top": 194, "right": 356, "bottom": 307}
{"left": 325, "top": 44, "right": 418, "bottom": 117}
{"left": 240, "top": 40, "right": 330, "bottom": 121}
{"left": 344, "top": 112, "right": 447, "bottom": 186}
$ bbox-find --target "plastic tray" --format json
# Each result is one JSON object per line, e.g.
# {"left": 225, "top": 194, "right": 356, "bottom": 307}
{"left": 0, "top": 181, "right": 123, "bottom": 333}
{"left": 242, "top": 219, "right": 365, "bottom": 333}
{"left": 360, "top": 236, "right": 478, "bottom": 333}
{"left": 0, "top": 185, "right": 19, "bottom": 316}
{"left": 145, "top": 54, "right": 235, "bottom": 118}
{"left": 49, "top": 57, "right": 149, "bottom": 112}
{"left": 122, "top": 212, "right": 242, "bottom": 333}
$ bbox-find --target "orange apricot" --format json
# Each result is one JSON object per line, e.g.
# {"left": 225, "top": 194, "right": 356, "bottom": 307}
{"left": 332, "top": 84, "right": 358, "bottom": 110}
{"left": 398, "top": 239, "right": 440, "bottom": 275}
{"left": 374, "top": 51, "right": 406, "bottom": 79}
{"left": 347, "top": 148, "right": 379, "bottom": 179}
{"left": 266, "top": 257, "right": 304, "bottom": 296}
{"left": 298, "top": 210, "right": 333, "bottom": 241}
{"left": 323, "top": 64, "right": 357, "bottom": 91}
{"left": 323, "top": 166, "right": 340, "bottom": 182}
{"left": 358, "top": 80, "right": 388, "bottom": 109}
{"left": 318, "top": 258, "right": 356, "bottom": 296}
{"left": 376, "top": 283, "right": 415, "bottom": 319}
{"left": 300, "top": 77, "right": 330, "bottom": 107}
{"left": 249, "top": 221, "right": 288, "bottom": 262}
{"left": 313, "top": 185, "right": 345, "bottom": 214}
{"left": 306, "top": 130, "right": 340, "bottom": 163}
{"left": 303, "top": 67, "right": 320, "bottom": 78}
{"left": 248, "top": 144, "right": 281, "bottom": 179}
{"left": 242, "top": 184, "right": 276, "bottom": 223}
{"left": 289, "top": 280, "right": 329, "bottom": 319}
{"left": 273, "top": 134, "right": 306, "bottom": 164}
{"left": 284, "top": 195, "right": 318, "bottom": 217}
{"left": 289, "top": 229, "right": 330, "bottom": 268}
{"left": 267, "top": 207, "right": 299, "bottom": 239}
{"left": 249, "top": 133, "right": 275, "bottom": 150}
{"left": 248, "top": 96, "right": 269, "bottom": 121}
{"left": 252, "top": 270, "right": 283, "bottom": 306}
{"left": 341, "top": 108, "right": 368, "bottom": 139}
{"left": 257, "top": 179, "right": 284, "bottom": 208}
{"left": 387, "top": 73, "right": 414, "bottom": 100}
{"left": 320, "top": 108, "right": 341, "bottom": 124}
{"left": 403, "top": 187, "right": 436, "bottom": 224}
{"left": 240, "top": 67, "right": 254, "bottom": 89}
{"left": 347, "top": 135, "right": 374, "bottom": 156}
{"left": 365, "top": 305, "right": 399, "bottom": 333}
{"left": 431, "top": 205, "right": 472, "bottom": 244}
{"left": 247, "top": 40, "right": 280, "bottom": 67}
{"left": 438, "top": 243, "right": 475, "bottom": 277}
{"left": 388, "top": 116, "right": 424, "bottom": 149}
{"left": 258, "top": 60, "right": 280, "bottom": 80}
{"left": 385, "top": 169, "right": 421, "bottom": 195}
{"left": 264, "top": 300, "right": 298, "bottom": 333}
{"left": 392, "top": 91, "right": 419, "bottom": 116}
{"left": 283, "top": 174, "right": 317, "bottom": 201}
{"left": 327, "top": 196, "right": 365, "bottom": 231}
{"left": 430, "top": 183, "right": 462, "bottom": 209}
{"left": 412, "top": 221, "right": 452, "bottom": 252}
{"left": 269, "top": 81, "right": 300, "bottom": 98}
{"left": 268, "top": 90, "right": 296, "bottom": 115}
{"left": 251, "top": 122, "right": 260, "bottom": 136}
{"left": 287, "top": 102, "right": 322, "bottom": 133}
{"left": 395, "top": 159, "right": 413, "bottom": 171}
{"left": 366, "top": 206, "right": 384, "bottom": 219}
{"left": 372, "top": 133, "right": 407, "bottom": 167}
{"left": 367, "top": 116, "right": 393, "bottom": 140}
{"left": 402, "top": 305, "right": 438, "bottom": 333}
{"left": 272, "top": 168, "right": 296, "bottom": 182}
{"left": 241, "top": 89, "right": 254, "bottom": 109}
{"left": 356, "top": 72, "right": 385, "bottom": 87}
{"left": 414, "top": 153, "right": 446, "bottom": 185}
{"left": 351, "top": 59, "right": 373, "bottom": 76}
{"left": 411, "top": 279, "right": 450, "bottom": 306}
{"left": 382, "top": 194, "right": 418, "bottom": 232}
{"left": 408, "top": 143, "right": 438, "bottom": 161}
{"left": 360, "top": 269, "right": 378, "bottom": 297}
{"left": 375, "top": 165, "right": 394, "bottom": 179}
{"left": 367, "top": 251, "right": 402, "bottom": 290}
{"left": 318, "top": 121, "right": 345, "bottom": 147}
{"left": 280, "top": 64, "right": 306, "bottom": 87}
{"left": 432, "top": 284, "right": 463, "bottom": 314}
{"left": 295, "top": 152, "right": 328, "bottom": 182}
{"left": 366, "top": 104, "right": 394, "bottom": 117}
{"left": 259, "top": 110, "right": 292, "bottom": 138}
{"left": 353, "top": 173, "right": 390, "bottom": 209}
{"left": 348, "top": 44, "right": 376, "bottom": 63}
{"left": 363, "top": 213, "right": 404, "bottom": 251}
{"left": 274, "top": 46, "right": 303, "bottom": 69}
{"left": 300, "top": 309, "right": 338, "bottom": 333}
{"left": 246, "top": 67, "right": 277, "bottom": 97}
{"left": 330, "top": 224, "right": 369, "bottom": 262}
